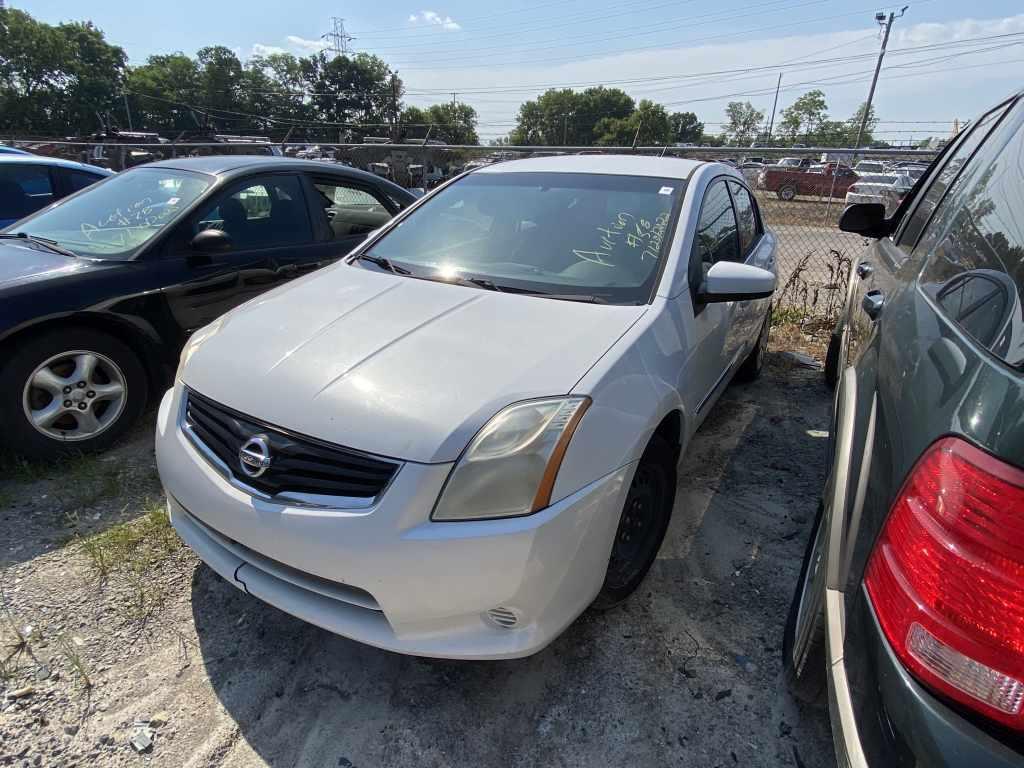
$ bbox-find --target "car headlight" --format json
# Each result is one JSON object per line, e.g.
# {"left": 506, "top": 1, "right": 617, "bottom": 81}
{"left": 432, "top": 396, "right": 591, "bottom": 521}
{"left": 175, "top": 319, "right": 223, "bottom": 382}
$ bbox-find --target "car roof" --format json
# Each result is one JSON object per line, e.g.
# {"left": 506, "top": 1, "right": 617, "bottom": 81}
{"left": 0, "top": 154, "right": 113, "bottom": 175}
{"left": 473, "top": 153, "right": 704, "bottom": 180}
{"left": 140, "top": 155, "right": 409, "bottom": 192}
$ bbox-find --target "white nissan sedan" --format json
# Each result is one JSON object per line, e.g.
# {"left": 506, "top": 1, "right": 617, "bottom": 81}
{"left": 156, "top": 155, "right": 777, "bottom": 659}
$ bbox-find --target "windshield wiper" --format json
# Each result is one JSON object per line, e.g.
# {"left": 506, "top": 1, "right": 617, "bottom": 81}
{"left": 0, "top": 232, "right": 77, "bottom": 258}
{"left": 354, "top": 252, "right": 411, "bottom": 275}
{"left": 522, "top": 292, "right": 611, "bottom": 304}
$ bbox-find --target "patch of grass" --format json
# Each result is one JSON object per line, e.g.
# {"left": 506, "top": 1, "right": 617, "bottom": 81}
{"left": 55, "top": 635, "right": 91, "bottom": 690}
{"left": 79, "top": 498, "right": 179, "bottom": 579}
{"left": 58, "top": 455, "right": 125, "bottom": 511}
{"left": 0, "top": 453, "right": 56, "bottom": 484}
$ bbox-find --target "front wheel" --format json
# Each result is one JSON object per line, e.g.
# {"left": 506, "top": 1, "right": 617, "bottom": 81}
{"left": 736, "top": 305, "right": 772, "bottom": 382}
{"left": 778, "top": 185, "right": 797, "bottom": 201}
{"left": 0, "top": 328, "right": 148, "bottom": 460}
{"left": 593, "top": 436, "right": 676, "bottom": 609}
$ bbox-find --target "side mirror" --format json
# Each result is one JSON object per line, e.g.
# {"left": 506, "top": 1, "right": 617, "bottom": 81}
{"left": 700, "top": 262, "right": 775, "bottom": 304}
{"left": 190, "top": 228, "right": 232, "bottom": 253}
{"left": 838, "top": 203, "right": 891, "bottom": 238}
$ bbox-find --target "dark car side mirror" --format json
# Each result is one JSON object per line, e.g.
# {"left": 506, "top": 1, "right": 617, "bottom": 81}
{"left": 190, "top": 228, "right": 232, "bottom": 253}
{"left": 839, "top": 203, "right": 892, "bottom": 239}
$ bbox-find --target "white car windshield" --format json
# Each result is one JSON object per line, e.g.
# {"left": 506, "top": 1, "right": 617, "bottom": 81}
{"left": 7, "top": 167, "right": 213, "bottom": 260}
{"left": 858, "top": 175, "right": 898, "bottom": 185}
{"left": 364, "top": 172, "right": 684, "bottom": 304}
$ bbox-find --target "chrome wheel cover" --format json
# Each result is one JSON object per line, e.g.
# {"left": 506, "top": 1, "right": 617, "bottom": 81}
{"left": 21, "top": 350, "right": 127, "bottom": 442}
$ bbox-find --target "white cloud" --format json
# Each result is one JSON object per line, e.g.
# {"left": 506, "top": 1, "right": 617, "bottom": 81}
{"left": 251, "top": 43, "right": 287, "bottom": 57}
{"left": 408, "top": 11, "right": 461, "bottom": 31}
{"left": 399, "top": 14, "right": 1024, "bottom": 141}
{"left": 286, "top": 34, "right": 328, "bottom": 53}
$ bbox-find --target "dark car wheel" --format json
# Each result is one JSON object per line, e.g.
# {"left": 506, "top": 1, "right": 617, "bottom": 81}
{"left": 783, "top": 501, "right": 828, "bottom": 706}
{"left": 593, "top": 436, "right": 676, "bottom": 610}
{"left": 824, "top": 332, "right": 841, "bottom": 390}
{"left": 0, "top": 328, "right": 148, "bottom": 461}
{"left": 778, "top": 185, "right": 797, "bottom": 201}
{"left": 736, "top": 305, "right": 772, "bottom": 382}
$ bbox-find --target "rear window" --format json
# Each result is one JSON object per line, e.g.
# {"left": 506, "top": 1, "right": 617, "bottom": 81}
{"left": 918, "top": 100, "right": 1024, "bottom": 367}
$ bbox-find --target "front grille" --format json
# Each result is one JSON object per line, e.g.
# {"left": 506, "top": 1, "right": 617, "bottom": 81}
{"left": 184, "top": 389, "right": 399, "bottom": 501}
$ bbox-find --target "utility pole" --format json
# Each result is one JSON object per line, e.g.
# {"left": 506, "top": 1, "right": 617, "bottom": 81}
{"left": 852, "top": 7, "right": 907, "bottom": 152}
{"left": 391, "top": 74, "right": 400, "bottom": 142}
{"left": 563, "top": 114, "right": 568, "bottom": 145}
{"left": 765, "top": 73, "right": 782, "bottom": 143}
{"left": 123, "top": 93, "right": 133, "bottom": 131}
{"left": 322, "top": 17, "right": 355, "bottom": 58}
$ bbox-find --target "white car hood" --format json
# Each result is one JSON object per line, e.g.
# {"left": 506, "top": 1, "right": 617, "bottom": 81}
{"left": 182, "top": 264, "right": 646, "bottom": 463}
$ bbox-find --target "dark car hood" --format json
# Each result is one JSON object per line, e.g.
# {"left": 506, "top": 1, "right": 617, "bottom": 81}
{"left": 0, "top": 239, "right": 92, "bottom": 290}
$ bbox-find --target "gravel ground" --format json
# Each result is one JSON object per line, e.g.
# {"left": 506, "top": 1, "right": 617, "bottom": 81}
{"left": 0, "top": 341, "right": 836, "bottom": 768}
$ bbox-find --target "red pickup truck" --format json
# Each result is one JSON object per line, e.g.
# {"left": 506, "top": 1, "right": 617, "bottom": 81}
{"left": 757, "top": 163, "right": 857, "bottom": 201}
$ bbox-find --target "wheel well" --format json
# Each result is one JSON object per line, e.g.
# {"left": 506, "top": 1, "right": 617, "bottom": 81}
{"left": 0, "top": 315, "right": 169, "bottom": 397}
{"left": 652, "top": 410, "right": 683, "bottom": 458}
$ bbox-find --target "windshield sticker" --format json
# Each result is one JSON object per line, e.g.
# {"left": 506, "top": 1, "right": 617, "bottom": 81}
{"left": 573, "top": 210, "right": 671, "bottom": 267}
{"left": 659, "top": 186, "right": 673, "bottom": 195}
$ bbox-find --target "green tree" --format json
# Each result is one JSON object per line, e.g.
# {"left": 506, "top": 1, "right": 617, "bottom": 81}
{"left": 722, "top": 101, "right": 764, "bottom": 145}
{"left": 594, "top": 99, "right": 672, "bottom": 146}
{"left": 669, "top": 111, "right": 703, "bottom": 143}
{"left": 401, "top": 102, "right": 478, "bottom": 144}
{"left": 125, "top": 54, "right": 202, "bottom": 133}
{"left": 0, "top": 9, "right": 126, "bottom": 134}
{"left": 779, "top": 89, "right": 828, "bottom": 143}
{"left": 847, "top": 101, "right": 877, "bottom": 147}
{"left": 300, "top": 52, "right": 398, "bottom": 137}
{"left": 509, "top": 87, "right": 634, "bottom": 146}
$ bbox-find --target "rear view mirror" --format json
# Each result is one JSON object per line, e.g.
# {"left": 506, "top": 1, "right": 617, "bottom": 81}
{"left": 190, "top": 228, "right": 232, "bottom": 253}
{"left": 700, "top": 262, "right": 775, "bottom": 303}
{"left": 839, "top": 203, "right": 891, "bottom": 238}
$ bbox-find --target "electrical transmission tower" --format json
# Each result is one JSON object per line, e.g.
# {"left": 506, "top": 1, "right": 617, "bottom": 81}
{"left": 321, "top": 17, "right": 355, "bottom": 58}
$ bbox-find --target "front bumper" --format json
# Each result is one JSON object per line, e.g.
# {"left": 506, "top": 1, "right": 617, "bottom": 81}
{"left": 155, "top": 388, "right": 632, "bottom": 659}
{"left": 827, "top": 586, "right": 1024, "bottom": 767}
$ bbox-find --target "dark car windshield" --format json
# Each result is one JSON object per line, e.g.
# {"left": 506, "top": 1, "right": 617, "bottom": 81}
{"left": 364, "top": 171, "right": 683, "bottom": 304}
{"left": 4, "top": 167, "right": 212, "bottom": 260}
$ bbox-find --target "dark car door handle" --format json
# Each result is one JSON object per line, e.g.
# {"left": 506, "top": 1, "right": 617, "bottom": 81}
{"left": 862, "top": 290, "right": 885, "bottom": 320}
{"left": 856, "top": 261, "right": 873, "bottom": 279}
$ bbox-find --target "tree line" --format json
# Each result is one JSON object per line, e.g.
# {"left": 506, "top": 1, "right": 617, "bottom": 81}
{"left": 1, "top": 8, "right": 884, "bottom": 148}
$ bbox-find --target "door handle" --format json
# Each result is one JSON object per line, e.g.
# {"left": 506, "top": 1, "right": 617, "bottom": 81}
{"left": 862, "top": 290, "right": 884, "bottom": 320}
{"left": 856, "top": 261, "right": 873, "bottom": 279}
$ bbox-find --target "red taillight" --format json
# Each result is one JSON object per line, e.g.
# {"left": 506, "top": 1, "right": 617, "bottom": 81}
{"left": 865, "top": 437, "right": 1024, "bottom": 730}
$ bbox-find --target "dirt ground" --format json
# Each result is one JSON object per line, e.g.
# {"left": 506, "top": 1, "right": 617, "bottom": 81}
{"left": 0, "top": 337, "right": 836, "bottom": 768}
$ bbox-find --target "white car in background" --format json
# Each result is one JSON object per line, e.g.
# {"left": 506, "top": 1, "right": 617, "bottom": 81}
{"left": 845, "top": 172, "right": 915, "bottom": 215}
{"left": 156, "top": 155, "right": 777, "bottom": 659}
{"left": 852, "top": 160, "right": 887, "bottom": 176}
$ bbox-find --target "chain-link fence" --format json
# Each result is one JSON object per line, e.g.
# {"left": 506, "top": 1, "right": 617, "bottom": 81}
{"left": 4, "top": 138, "right": 938, "bottom": 321}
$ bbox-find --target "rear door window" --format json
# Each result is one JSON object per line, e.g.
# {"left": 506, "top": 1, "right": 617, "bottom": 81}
{"left": 311, "top": 180, "right": 392, "bottom": 240}
{"left": 65, "top": 169, "right": 106, "bottom": 193}
{"left": 0, "top": 164, "right": 54, "bottom": 220}
{"left": 917, "top": 100, "right": 1024, "bottom": 367}
{"left": 727, "top": 181, "right": 760, "bottom": 257}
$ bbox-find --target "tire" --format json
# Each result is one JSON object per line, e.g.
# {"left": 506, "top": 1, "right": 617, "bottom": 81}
{"left": 782, "top": 502, "right": 828, "bottom": 706}
{"left": 0, "top": 328, "right": 148, "bottom": 461}
{"left": 593, "top": 435, "right": 676, "bottom": 609}
{"left": 736, "top": 304, "right": 772, "bottom": 382}
{"left": 778, "top": 185, "right": 797, "bottom": 201}
{"left": 824, "top": 332, "right": 841, "bottom": 390}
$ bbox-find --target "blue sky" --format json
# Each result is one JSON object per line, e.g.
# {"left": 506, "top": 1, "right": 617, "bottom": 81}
{"left": 15, "top": 0, "right": 1024, "bottom": 141}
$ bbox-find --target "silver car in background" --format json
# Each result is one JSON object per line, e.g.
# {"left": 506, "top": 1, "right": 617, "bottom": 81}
{"left": 844, "top": 173, "right": 914, "bottom": 216}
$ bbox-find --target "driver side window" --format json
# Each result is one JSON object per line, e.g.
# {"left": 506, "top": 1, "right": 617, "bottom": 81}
{"left": 194, "top": 175, "right": 312, "bottom": 251}
{"left": 689, "top": 179, "right": 740, "bottom": 294}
